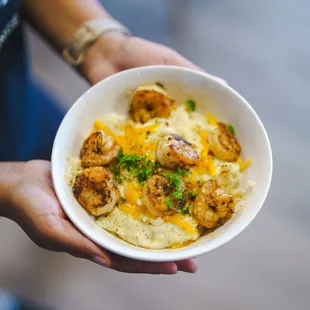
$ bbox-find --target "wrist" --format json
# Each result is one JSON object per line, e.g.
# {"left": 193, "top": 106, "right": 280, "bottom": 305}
{"left": 81, "top": 32, "right": 130, "bottom": 84}
{"left": 0, "top": 162, "right": 25, "bottom": 218}
{"left": 63, "top": 19, "right": 131, "bottom": 68}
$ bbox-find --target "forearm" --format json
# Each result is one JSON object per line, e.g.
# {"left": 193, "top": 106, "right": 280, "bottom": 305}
{"left": 0, "top": 162, "right": 24, "bottom": 218}
{"left": 22, "top": 0, "right": 111, "bottom": 50}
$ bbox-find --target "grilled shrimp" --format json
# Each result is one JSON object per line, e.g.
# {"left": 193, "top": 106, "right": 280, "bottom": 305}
{"left": 129, "top": 84, "right": 174, "bottom": 123}
{"left": 209, "top": 123, "right": 241, "bottom": 162}
{"left": 156, "top": 134, "right": 199, "bottom": 169}
{"left": 143, "top": 175, "right": 186, "bottom": 217}
{"left": 193, "top": 179, "right": 234, "bottom": 229}
{"left": 73, "top": 167, "right": 120, "bottom": 216}
{"left": 80, "top": 130, "right": 120, "bottom": 168}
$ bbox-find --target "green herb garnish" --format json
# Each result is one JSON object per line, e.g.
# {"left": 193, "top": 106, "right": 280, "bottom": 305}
{"left": 182, "top": 206, "right": 190, "bottom": 214}
{"left": 189, "top": 191, "right": 197, "bottom": 201}
{"left": 165, "top": 198, "right": 173, "bottom": 209}
{"left": 172, "top": 187, "right": 183, "bottom": 201}
{"left": 166, "top": 167, "right": 189, "bottom": 182}
{"left": 163, "top": 168, "right": 193, "bottom": 212}
{"left": 112, "top": 148, "right": 157, "bottom": 183}
{"left": 185, "top": 99, "right": 196, "bottom": 111}
{"left": 109, "top": 161, "right": 122, "bottom": 183}
{"left": 226, "top": 124, "right": 235, "bottom": 135}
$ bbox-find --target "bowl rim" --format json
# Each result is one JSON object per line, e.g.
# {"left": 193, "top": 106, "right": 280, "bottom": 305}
{"left": 51, "top": 65, "right": 273, "bottom": 262}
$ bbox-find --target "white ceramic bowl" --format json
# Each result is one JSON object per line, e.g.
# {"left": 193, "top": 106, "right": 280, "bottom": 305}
{"left": 52, "top": 66, "right": 272, "bottom": 262}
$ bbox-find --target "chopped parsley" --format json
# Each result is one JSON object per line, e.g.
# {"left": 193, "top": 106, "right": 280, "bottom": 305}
{"left": 182, "top": 206, "right": 190, "bottom": 214}
{"left": 165, "top": 197, "right": 173, "bottom": 209}
{"left": 185, "top": 99, "right": 196, "bottom": 111}
{"left": 188, "top": 191, "right": 197, "bottom": 201}
{"left": 172, "top": 188, "right": 183, "bottom": 201}
{"left": 164, "top": 168, "right": 196, "bottom": 214}
{"left": 226, "top": 124, "right": 235, "bottom": 135}
{"left": 109, "top": 161, "right": 122, "bottom": 183}
{"left": 111, "top": 148, "right": 157, "bottom": 183}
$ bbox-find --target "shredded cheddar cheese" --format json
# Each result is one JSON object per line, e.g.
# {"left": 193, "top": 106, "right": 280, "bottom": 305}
{"left": 206, "top": 112, "right": 218, "bottom": 126}
{"left": 208, "top": 155, "right": 217, "bottom": 176}
{"left": 134, "top": 123, "right": 159, "bottom": 133}
{"left": 195, "top": 130, "right": 217, "bottom": 176}
{"left": 198, "top": 131, "right": 209, "bottom": 156}
{"left": 93, "top": 120, "right": 159, "bottom": 159}
{"left": 163, "top": 214, "right": 197, "bottom": 235}
{"left": 171, "top": 240, "right": 194, "bottom": 249}
{"left": 94, "top": 120, "right": 116, "bottom": 138}
{"left": 124, "top": 183, "right": 142, "bottom": 205}
{"left": 118, "top": 203, "right": 143, "bottom": 220}
{"left": 237, "top": 157, "right": 252, "bottom": 172}
{"left": 144, "top": 141, "right": 158, "bottom": 161}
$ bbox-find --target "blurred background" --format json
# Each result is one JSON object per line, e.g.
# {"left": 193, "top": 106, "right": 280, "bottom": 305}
{"left": 1, "top": 0, "right": 310, "bottom": 309}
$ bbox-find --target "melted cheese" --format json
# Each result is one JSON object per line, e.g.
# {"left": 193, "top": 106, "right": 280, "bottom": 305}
{"left": 134, "top": 123, "right": 159, "bottom": 133}
{"left": 124, "top": 183, "right": 142, "bottom": 205}
{"left": 237, "top": 157, "right": 252, "bottom": 172}
{"left": 206, "top": 112, "right": 218, "bottom": 126}
{"left": 94, "top": 120, "right": 159, "bottom": 158}
{"left": 171, "top": 240, "right": 194, "bottom": 249}
{"left": 198, "top": 131, "right": 209, "bottom": 156}
{"left": 94, "top": 120, "right": 117, "bottom": 138}
{"left": 193, "top": 131, "right": 217, "bottom": 176}
{"left": 118, "top": 203, "right": 143, "bottom": 220}
{"left": 144, "top": 141, "right": 158, "bottom": 161}
{"left": 208, "top": 156, "right": 217, "bottom": 176}
{"left": 163, "top": 214, "right": 197, "bottom": 235}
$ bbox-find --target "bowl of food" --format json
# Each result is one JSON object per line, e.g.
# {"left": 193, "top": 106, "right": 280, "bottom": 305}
{"left": 51, "top": 65, "right": 272, "bottom": 262}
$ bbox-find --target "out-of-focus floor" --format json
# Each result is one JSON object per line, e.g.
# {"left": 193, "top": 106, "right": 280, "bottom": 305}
{"left": 1, "top": 0, "right": 310, "bottom": 309}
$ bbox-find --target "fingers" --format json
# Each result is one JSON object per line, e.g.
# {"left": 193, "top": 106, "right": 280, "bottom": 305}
{"left": 108, "top": 253, "right": 197, "bottom": 274}
{"left": 49, "top": 218, "right": 112, "bottom": 267}
{"left": 48, "top": 216, "right": 197, "bottom": 274}
{"left": 82, "top": 35, "right": 227, "bottom": 86}
{"left": 25, "top": 210, "right": 112, "bottom": 267}
{"left": 167, "top": 50, "right": 227, "bottom": 85}
{"left": 83, "top": 59, "right": 118, "bottom": 85}
{"left": 175, "top": 259, "right": 197, "bottom": 273}
{"left": 118, "top": 37, "right": 227, "bottom": 84}
{"left": 57, "top": 224, "right": 197, "bottom": 274}
{"left": 46, "top": 218, "right": 197, "bottom": 274}
{"left": 109, "top": 254, "right": 177, "bottom": 274}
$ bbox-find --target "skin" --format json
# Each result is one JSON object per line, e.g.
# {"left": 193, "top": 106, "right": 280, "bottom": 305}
{"left": 1, "top": 0, "right": 225, "bottom": 275}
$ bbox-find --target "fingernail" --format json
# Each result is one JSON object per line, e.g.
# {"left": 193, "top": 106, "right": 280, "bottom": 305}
{"left": 176, "top": 258, "right": 198, "bottom": 273}
{"left": 92, "top": 256, "right": 110, "bottom": 267}
{"left": 189, "top": 258, "right": 198, "bottom": 273}
{"left": 170, "top": 263, "right": 178, "bottom": 274}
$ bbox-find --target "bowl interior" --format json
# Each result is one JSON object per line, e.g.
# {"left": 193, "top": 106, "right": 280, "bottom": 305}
{"left": 52, "top": 66, "right": 272, "bottom": 261}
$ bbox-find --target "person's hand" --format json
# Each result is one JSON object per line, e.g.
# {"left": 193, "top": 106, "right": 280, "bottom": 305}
{"left": 81, "top": 33, "right": 225, "bottom": 85}
{"left": 7, "top": 160, "right": 196, "bottom": 274}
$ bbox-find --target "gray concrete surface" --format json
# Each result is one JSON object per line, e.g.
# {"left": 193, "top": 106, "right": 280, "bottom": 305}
{"left": 1, "top": 0, "right": 310, "bottom": 309}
